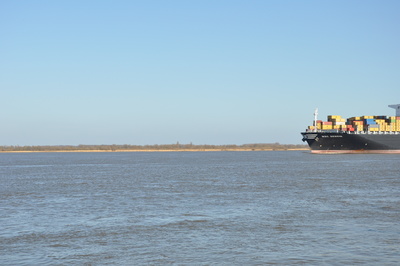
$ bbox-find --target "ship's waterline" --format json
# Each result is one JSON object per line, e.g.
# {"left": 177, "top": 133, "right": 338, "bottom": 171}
{"left": 310, "top": 149, "right": 400, "bottom": 154}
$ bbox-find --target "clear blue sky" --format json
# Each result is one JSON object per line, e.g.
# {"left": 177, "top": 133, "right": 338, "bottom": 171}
{"left": 2, "top": 0, "right": 400, "bottom": 145}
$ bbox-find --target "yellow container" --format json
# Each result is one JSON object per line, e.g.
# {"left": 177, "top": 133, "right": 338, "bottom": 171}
{"left": 362, "top": 116, "right": 374, "bottom": 119}
{"left": 328, "top": 115, "right": 342, "bottom": 121}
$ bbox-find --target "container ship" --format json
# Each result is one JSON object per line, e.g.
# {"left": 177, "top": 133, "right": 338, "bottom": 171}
{"left": 301, "top": 104, "right": 400, "bottom": 153}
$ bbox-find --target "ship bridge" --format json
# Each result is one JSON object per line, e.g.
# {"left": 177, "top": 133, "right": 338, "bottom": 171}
{"left": 389, "top": 104, "right": 400, "bottom": 116}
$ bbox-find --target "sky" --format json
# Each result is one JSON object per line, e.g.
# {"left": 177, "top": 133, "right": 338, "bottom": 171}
{"left": 1, "top": 0, "right": 400, "bottom": 146}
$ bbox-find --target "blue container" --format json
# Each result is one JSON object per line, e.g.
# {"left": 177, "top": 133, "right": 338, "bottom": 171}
{"left": 364, "top": 119, "right": 376, "bottom": 125}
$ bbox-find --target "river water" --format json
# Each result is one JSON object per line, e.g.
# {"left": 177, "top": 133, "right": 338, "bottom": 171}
{"left": 1, "top": 151, "right": 399, "bottom": 265}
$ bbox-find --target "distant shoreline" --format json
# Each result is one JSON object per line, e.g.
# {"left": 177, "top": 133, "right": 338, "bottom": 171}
{"left": 0, "top": 143, "right": 309, "bottom": 153}
{"left": 0, "top": 148, "right": 309, "bottom": 153}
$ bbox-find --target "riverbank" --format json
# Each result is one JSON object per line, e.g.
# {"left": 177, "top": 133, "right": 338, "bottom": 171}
{"left": 0, "top": 148, "right": 309, "bottom": 153}
{"left": 0, "top": 143, "right": 309, "bottom": 153}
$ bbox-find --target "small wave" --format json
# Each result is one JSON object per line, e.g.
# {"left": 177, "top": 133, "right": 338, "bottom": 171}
{"left": 158, "top": 218, "right": 210, "bottom": 228}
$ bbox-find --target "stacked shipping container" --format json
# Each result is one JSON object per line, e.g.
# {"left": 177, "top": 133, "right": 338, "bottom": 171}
{"left": 308, "top": 115, "right": 400, "bottom": 132}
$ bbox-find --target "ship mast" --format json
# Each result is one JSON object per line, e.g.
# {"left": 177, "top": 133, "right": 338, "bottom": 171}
{"left": 313, "top": 108, "right": 318, "bottom": 132}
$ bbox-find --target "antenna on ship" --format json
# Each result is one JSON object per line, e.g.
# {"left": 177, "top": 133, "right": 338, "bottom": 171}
{"left": 388, "top": 104, "right": 400, "bottom": 116}
{"left": 313, "top": 108, "right": 318, "bottom": 132}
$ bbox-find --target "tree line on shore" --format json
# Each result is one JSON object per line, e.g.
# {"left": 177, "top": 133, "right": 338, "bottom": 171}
{"left": 0, "top": 142, "right": 308, "bottom": 152}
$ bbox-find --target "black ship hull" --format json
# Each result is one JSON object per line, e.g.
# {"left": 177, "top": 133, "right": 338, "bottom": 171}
{"left": 301, "top": 131, "right": 400, "bottom": 154}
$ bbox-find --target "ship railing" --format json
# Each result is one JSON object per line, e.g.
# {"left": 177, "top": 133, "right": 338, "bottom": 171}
{"left": 356, "top": 131, "right": 400, "bottom": 135}
{"left": 305, "top": 129, "right": 400, "bottom": 135}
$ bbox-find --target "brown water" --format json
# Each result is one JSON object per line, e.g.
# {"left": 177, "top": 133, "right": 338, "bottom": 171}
{"left": 1, "top": 151, "right": 399, "bottom": 265}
